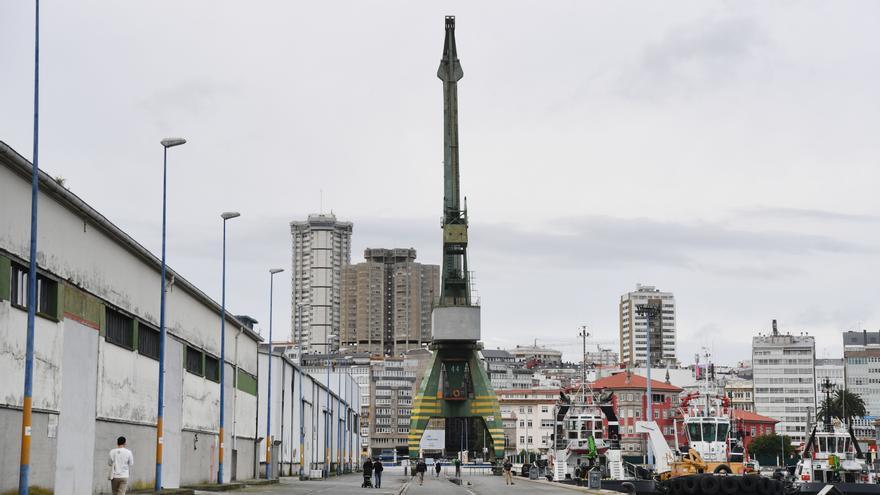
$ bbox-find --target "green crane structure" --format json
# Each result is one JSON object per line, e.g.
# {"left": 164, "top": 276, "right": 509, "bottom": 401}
{"left": 408, "top": 16, "right": 504, "bottom": 461}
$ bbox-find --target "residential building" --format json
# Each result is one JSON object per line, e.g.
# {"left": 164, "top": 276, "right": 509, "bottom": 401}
{"left": 0, "top": 142, "right": 261, "bottom": 491}
{"left": 732, "top": 410, "right": 778, "bottom": 453}
{"left": 508, "top": 344, "right": 563, "bottom": 367}
{"left": 496, "top": 389, "right": 563, "bottom": 455}
{"left": 290, "top": 213, "right": 353, "bottom": 353}
{"left": 619, "top": 284, "right": 677, "bottom": 367}
{"left": 815, "top": 358, "right": 845, "bottom": 401}
{"left": 585, "top": 345, "right": 619, "bottom": 368}
{"left": 590, "top": 372, "right": 682, "bottom": 457}
{"left": 340, "top": 248, "right": 439, "bottom": 356}
{"left": 724, "top": 379, "right": 755, "bottom": 412}
{"left": 843, "top": 333, "right": 880, "bottom": 416}
{"left": 752, "top": 320, "right": 816, "bottom": 444}
{"left": 481, "top": 349, "right": 517, "bottom": 390}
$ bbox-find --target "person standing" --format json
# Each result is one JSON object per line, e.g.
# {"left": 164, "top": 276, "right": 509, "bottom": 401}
{"left": 454, "top": 457, "right": 461, "bottom": 478}
{"left": 503, "top": 458, "right": 514, "bottom": 485}
{"left": 435, "top": 460, "right": 442, "bottom": 477}
{"left": 108, "top": 436, "right": 134, "bottom": 495}
{"left": 373, "top": 458, "right": 384, "bottom": 488}
{"left": 415, "top": 458, "right": 427, "bottom": 485}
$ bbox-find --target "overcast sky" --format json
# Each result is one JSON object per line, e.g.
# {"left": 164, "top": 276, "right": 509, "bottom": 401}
{"left": 3, "top": 2, "right": 880, "bottom": 365}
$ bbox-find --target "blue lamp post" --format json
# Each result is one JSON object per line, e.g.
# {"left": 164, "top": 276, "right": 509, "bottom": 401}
{"left": 265, "top": 267, "right": 284, "bottom": 479}
{"left": 154, "top": 137, "right": 185, "bottom": 491}
{"left": 218, "top": 211, "right": 240, "bottom": 484}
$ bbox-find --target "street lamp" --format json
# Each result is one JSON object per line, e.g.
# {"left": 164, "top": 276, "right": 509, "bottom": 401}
{"left": 265, "top": 268, "right": 284, "bottom": 479}
{"left": 154, "top": 137, "right": 186, "bottom": 491}
{"left": 19, "top": 2, "right": 41, "bottom": 492}
{"left": 636, "top": 304, "right": 660, "bottom": 469}
{"left": 218, "top": 211, "right": 240, "bottom": 484}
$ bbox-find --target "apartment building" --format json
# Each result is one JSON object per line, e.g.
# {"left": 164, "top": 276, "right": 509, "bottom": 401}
{"left": 752, "top": 320, "right": 816, "bottom": 444}
{"left": 619, "top": 284, "right": 677, "bottom": 367}
{"left": 340, "top": 248, "right": 439, "bottom": 356}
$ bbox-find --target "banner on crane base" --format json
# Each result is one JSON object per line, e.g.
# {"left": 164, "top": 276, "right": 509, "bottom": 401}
{"left": 419, "top": 429, "right": 445, "bottom": 450}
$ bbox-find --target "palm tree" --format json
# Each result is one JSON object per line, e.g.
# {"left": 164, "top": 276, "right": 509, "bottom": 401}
{"left": 817, "top": 389, "right": 866, "bottom": 424}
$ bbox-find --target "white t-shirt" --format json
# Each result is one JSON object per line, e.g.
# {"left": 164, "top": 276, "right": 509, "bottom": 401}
{"left": 108, "top": 447, "right": 134, "bottom": 479}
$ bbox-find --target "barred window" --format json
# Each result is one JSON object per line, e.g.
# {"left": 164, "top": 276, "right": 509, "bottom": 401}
{"left": 106, "top": 307, "right": 134, "bottom": 349}
{"left": 205, "top": 354, "right": 220, "bottom": 382}
{"left": 138, "top": 324, "right": 160, "bottom": 360}
{"left": 186, "top": 346, "right": 203, "bottom": 376}
{"left": 10, "top": 263, "right": 57, "bottom": 316}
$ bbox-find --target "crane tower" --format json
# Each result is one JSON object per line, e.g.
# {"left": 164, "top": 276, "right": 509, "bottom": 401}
{"left": 408, "top": 16, "right": 504, "bottom": 461}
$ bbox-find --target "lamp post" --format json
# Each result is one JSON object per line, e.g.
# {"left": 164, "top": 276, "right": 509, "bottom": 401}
{"left": 154, "top": 137, "right": 186, "bottom": 491}
{"left": 265, "top": 268, "right": 284, "bottom": 479}
{"left": 636, "top": 304, "right": 660, "bottom": 469}
{"left": 295, "top": 303, "right": 306, "bottom": 480}
{"left": 218, "top": 211, "right": 240, "bottom": 484}
{"left": 19, "top": 2, "right": 40, "bottom": 493}
{"left": 578, "top": 326, "right": 589, "bottom": 400}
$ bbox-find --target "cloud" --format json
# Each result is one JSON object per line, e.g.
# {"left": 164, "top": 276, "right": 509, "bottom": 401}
{"left": 739, "top": 207, "right": 880, "bottom": 224}
{"left": 618, "top": 14, "right": 769, "bottom": 100}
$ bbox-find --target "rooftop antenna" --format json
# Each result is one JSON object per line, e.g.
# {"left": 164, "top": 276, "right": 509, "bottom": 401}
{"left": 772, "top": 319, "right": 778, "bottom": 336}
{"left": 320, "top": 188, "right": 323, "bottom": 214}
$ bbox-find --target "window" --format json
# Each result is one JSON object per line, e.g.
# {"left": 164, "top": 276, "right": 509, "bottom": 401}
{"left": 652, "top": 394, "right": 664, "bottom": 403}
{"left": 527, "top": 436, "right": 533, "bottom": 444}
{"left": 106, "top": 307, "right": 134, "bottom": 349}
{"left": 527, "top": 420, "right": 533, "bottom": 428}
{"left": 10, "top": 263, "right": 57, "bottom": 317}
{"left": 186, "top": 346, "right": 203, "bottom": 376}
{"left": 654, "top": 410, "right": 660, "bottom": 419}
{"left": 205, "top": 354, "right": 220, "bottom": 382}
{"left": 519, "top": 436, "right": 525, "bottom": 444}
{"left": 541, "top": 406, "right": 548, "bottom": 413}
{"left": 137, "top": 323, "right": 160, "bottom": 360}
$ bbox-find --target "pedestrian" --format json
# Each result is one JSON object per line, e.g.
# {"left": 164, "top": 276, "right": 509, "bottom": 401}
{"left": 435, "top": 460, "right": 442, "bottom": 477}
{"left": 108, "top": 436, "right": 133, "bottom": 495}
{"left": 454, "top": 457, "right": 461, "bottom": 478}
{"left": 362, "top": 457, "right": 373, "bottom": 488}
{"left": 416, "top": 458, "right": 427, "bottom": 485}
{"left": 503, "top": 457, "right": 514, "bottom": 485}
{"left": 373, "top": 458, "right": 384, "bottom": 488}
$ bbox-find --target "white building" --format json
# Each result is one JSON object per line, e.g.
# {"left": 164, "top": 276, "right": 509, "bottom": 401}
{"left": 0, "top": 141, "right": 261, "bottom": 492}
{"left": 815, "top": 358, "right": 845, "bottom": 400}
{"left": 257, "top": 347, "right": 360, "bottom": 478}
{"left": 752, "top": 321, "right": 816, "bottom": 444}
{"left": 508, "top": 344, "right": 563, "bottom": 367}
{"left": 619, "top": 284, "right": 677, "bottom": 367}
{"left": 496, "top": 389, "right": 561, "bottom": 455}
{"left": 290, "top": 214, "right": 352, "bottom": 353}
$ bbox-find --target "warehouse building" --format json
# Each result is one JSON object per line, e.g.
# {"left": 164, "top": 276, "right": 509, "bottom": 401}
{"left": 0, "top": 141, "right": 265, "bottom": 493}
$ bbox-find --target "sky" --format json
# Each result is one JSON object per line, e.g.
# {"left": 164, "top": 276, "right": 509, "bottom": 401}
{"left": 2, "top": 1, "right": 880, "bottom": 365}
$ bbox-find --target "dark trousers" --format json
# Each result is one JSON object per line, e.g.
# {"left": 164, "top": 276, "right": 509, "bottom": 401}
{"left": 374, "top": 471, "right": 382, "bottom": 487}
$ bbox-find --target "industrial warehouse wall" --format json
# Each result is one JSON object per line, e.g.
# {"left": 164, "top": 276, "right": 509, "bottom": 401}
{"left": 257, "top": 353, "right": 361, "bottom": 478}
{"left": 0, "top": 145, "right": 261, "bottom": 493}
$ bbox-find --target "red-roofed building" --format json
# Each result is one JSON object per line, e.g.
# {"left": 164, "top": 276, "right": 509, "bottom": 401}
{"left": 591, "top": 371, "right": 683, "bottom": 457}
{"left": 733, "top": 410, "right": 779, "bottom": 454}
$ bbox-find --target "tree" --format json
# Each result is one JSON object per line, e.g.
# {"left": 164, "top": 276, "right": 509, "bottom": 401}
{"left": 817, "top": 389, "right": 867, "bottom": 424}
{"left": 748, "top": 433, "right": 795, "bottom": 458}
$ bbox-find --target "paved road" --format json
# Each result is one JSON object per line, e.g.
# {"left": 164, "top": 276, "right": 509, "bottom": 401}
{"left": 200, "top": 470, "right": 599, "bottom": 495}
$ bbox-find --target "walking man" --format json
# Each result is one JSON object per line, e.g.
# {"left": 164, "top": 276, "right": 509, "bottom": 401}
{"left": 373, "top": 458, "right": 384, "bottom": 488}
{"left": 503, "top": 458, "right": 514, "bottom": 485}
{"left": 435, "top": 460, "right": 442, "bottom": 477}
{"left": 416, "top": 458, "right": 427, "bottom": 485}
{"left": 108, "top": 436, "right": 133, "bottom": 495}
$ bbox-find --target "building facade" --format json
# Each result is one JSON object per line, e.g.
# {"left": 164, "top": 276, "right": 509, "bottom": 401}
{"left": 619, "top": 284, "right": 677, "bottom": 367}
{"left": 0, "top": 142, "right": 261, "bottom": 492}
{"left": 290, "top": 214, "right": 353, "bottom": 353}
{"left": 340, "top": 248, "right": 439, "bottom": 356}
{"left": 815, "top": 358, "right": 845, "bottom": 402}
{"left": 724, "top": 379, "right": 755, "bottom": 412}
{"left": 496, "top": 389, "right": 562, "bottom": 456}
{"left": 751, "top": 321, "right": 816, "bottom": 445}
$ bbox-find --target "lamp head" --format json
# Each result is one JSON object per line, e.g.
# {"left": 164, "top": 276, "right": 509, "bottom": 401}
{"left": 270, "top": 268, "right": 284, "bottom": 275}
{"left": 221, "top": 212, "right": 241, "bottom": 220}
{"left": 160, "top": 137, "right": 186, "bottom": 148}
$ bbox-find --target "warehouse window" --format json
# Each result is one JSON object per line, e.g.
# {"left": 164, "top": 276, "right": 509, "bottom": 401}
{"left": 10, "top": 263, "right": 58, "bottom": 317}
{"left": 205, "top": 354, "right": 220, "bottom": 382}
{"left": 138, "top": 323, "right": 160, "bottom": 360}
{"left": 106, "top": 307, "right": 134, "bottom": 350}
{"left": 186, "top": 346, "right": 203, "bottom": 376}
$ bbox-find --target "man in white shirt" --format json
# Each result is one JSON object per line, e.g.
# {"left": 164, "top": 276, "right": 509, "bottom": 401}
{"left": 108, "top": 436, "right": 134, "bottom": 494}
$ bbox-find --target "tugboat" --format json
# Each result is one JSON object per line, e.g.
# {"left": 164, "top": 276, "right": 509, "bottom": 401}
{"left": 792, "top": 378, "right": 880, "bottom": 494}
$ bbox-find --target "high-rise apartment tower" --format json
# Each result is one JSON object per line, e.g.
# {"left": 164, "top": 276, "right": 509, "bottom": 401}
{"left": 341, "top": 248, "right": 440, "bottom": 356}
{"left": 619, "top": 284, "right": 677, "bottom": 367}
{"left": 290, "top": 213, "right": 352, "bottom": 353}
